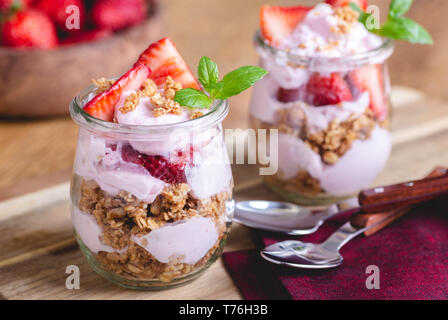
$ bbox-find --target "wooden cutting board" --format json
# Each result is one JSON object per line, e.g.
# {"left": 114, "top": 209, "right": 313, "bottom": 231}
{"left": 1, "top": 86, "right": 448, "bottom": 300}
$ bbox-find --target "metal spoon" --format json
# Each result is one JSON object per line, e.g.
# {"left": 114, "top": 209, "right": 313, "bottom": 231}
{"left": 233, "top": 199, "right": 354, "bottom": 235}
{"left": 235, "top": 167, "right": 448, "bottom": 235}
{"left": 260, "top": 205, "right": 408, "bottom": 269}
{"left": 260, "top": 168, "right": 448, "bottom": 269}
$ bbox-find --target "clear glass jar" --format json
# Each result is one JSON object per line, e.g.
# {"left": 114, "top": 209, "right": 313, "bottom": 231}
{"left": 69, "top": 84, "right": 234, "bottom": 290}
{"left": 250, "top": 31, "right": 394, "bottom": 206}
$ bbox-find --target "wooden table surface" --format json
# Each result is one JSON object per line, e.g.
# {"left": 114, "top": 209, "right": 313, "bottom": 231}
{"left": 0, "top": 0, "right": 447, "bottom": 300}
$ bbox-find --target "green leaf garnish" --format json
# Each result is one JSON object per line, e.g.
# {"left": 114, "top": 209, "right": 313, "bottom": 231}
{"left": 350, "top": 0, "right": 433, "bottom": 45}
{"left": 378, "top": 16, "right": 433, "bottom": 44}
{"left": 389, "top": 0, "right": 413, "bottom": 17}
{"left": 198, "top": 56, "right": 219, "bottom": 87}
{"left": 174, "top": 88, "right": 211, "bottom": 109}
{"left": 216, "top": 66, "right": 268, "bottom": 100}
{"left": 175, "top": 57, "right": 267, "bottom": 109}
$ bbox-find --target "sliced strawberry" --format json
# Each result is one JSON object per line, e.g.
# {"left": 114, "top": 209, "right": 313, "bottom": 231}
{"left": 83, "top": 64, "right": 151, "bottom": 121}
{"left": 305, "top": 73, "right": 352, "bottom": 106}
{"left": 121, "top": 144, "right": 188, "bottom": 184}
{"left": 134, "top": 38, "right": 200, "bottom": 90}
{"left": 260, "top": 5, "right": 311, "bottom": 48}
{"left": 325, "top": 0, "right": 368, "bottom": 11}
{"left": 348, "top": 64, "right": 387, "bottom": 119}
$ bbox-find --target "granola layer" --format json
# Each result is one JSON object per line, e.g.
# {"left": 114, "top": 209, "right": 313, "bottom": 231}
{"left": 251, "top": 105, "right": 379, "bottom": 165}
{"left": 77, "top": 179, "right": 232, "bottom": 282}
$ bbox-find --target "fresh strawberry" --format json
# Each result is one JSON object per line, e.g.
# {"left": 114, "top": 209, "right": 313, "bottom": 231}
{"left": 260, "top": 5, "right": 311, "bottom": 47}
{"left": 325, "top": 0, "right": 368, "bottom": 11}
{"left": 0, "top": 0, "right": 32, "bottom": 11}
{"left": 348, "top": 64, "right": 387, "bottom": 119}
{"left": 277, "top": 87, "right": 301, "bottom": 103}
{"left": 1, "top": 9, "right": 58, "bottom": 49}
{"left": 83, "top": 64, "right": 151, "bottom": 121}
{"left": 305, "top": 73, "right": 352, "bottom": 106}
{"left": 60, "top": 28, "right": 112, "bottom": 45}
{"left": 92, "top": 0, "right": 147, "bottom": 31}
{"left": 134, "top": 37, "right": 201, "bottom": 90}
{"left": 35, "top": 0, "right": 86, "bottom": 31}
{"left": 121, "top": 144, "right": 189, "bottom": 184}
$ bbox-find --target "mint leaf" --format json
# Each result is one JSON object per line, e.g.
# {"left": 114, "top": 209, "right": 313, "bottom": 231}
{"left": 204, "top": 82, "right": 224, "bottom": 100}
{"left": 175, "top": 60, "right": 267, "bottom": 109}
{"left": 389, "top": 0, "right": 413, "bottom": 17}
{"left": 198, "top": 56, "right": 218, "bottom": 87}
{"left": 353, "top": 0, "right": 432, "bottom": 45}
{"left": 174, "top": 88, "right": 211, "bottom": 109}
{"left": 378, "top": 16, "right": 433, "bottom": 44}
{"left": 215, "top": 66, "right": 268, "bottom": 100}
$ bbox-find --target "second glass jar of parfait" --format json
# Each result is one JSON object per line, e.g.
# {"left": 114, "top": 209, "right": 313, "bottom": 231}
{"left": 69, "top": 85, "right": 234, "bottom": 289}
{"left": 250, "top": 31, "right": 394, "bottom": 206}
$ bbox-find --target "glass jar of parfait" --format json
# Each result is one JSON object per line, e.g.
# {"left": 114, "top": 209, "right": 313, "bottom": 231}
{"left": 249, "top": 3, "right": 394, "bottom": 206}
{"left": 69, "top": 37, "right": 238, "bottom": 289}
{"left": 70, "top": 84, "right": 233, "bottom": 289}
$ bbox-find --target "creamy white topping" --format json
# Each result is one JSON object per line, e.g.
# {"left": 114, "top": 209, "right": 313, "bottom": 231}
{"left": 72, "top": 207, "right": 126, "bottom": 254}
{"left": 131, "top": 216, "right": 219, "bottom": 264}
{"left": 73, "top": 132, "right": 167, "bottom": 203}
{"left": 276, "top": 125, "right": 391, "bottom": 196}
{"left": 284, "top": 3, "right": 383, "bottom": 57}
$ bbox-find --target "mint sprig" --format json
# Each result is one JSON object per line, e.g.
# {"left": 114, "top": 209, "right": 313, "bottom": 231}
{"left": 174, "top": 57, "right": 268, "bottom": 109}
{"left": 350, "top": 0, "right": 433, "bottom": 45}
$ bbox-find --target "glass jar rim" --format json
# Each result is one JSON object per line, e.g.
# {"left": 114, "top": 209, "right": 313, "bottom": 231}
{"left": 254, "top": 30, "right": 394, "bottom": 68}
{"left": 70, "top": 84, "right": 229, "bottom": 137}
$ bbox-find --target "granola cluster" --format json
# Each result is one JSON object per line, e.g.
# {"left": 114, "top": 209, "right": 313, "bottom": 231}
{"left": 331, "top": 6, "right": 359, "bottom": 35}
{"left": 78, "top": 179, "right": 232, "bottom": 282}
{"left": 92, "top": 76, "right": 205, "bottom": 120}
{"left": 303, "top": 110, "right": 376, "bottom": 165}
{"left": 92, "top": 78, "right": 115, "bottom": 94}
{"left": 253, "top": 106, "right": 376, "bottom": 165}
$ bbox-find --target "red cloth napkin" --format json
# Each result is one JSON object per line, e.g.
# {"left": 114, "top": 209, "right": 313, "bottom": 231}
{"left": 222, "top": 200, "right": 448, "bottom": 300}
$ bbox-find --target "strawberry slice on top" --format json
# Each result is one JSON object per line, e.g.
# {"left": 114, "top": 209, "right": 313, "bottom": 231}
{"left": 260, "top": 5, "right": 311, "bottom": 48}
{"left": 325, "top": 0, "right": 368, "bottom": 11}
{"left": 348, "top": 64, "right": 387, "bottom": 119}
{"left": 134, "top": 37, "right": 201, "bottom": 90}
{"left": 83, "top": 64, "right": 151, "bottom": 122}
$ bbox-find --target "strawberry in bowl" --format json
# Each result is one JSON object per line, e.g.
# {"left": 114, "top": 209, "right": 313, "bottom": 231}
{"left": 69, "top": 37, "right": 266, "bottom": 289}
{"left": 0, "top": 0, "right": 161, "bottom": 117}
{"left": 249, "top": 0, "right": 432, "bottom": 206}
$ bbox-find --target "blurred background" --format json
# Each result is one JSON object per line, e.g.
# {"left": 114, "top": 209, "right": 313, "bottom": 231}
{"left": 0, "top": 0, "right": 445, "bottom": 189}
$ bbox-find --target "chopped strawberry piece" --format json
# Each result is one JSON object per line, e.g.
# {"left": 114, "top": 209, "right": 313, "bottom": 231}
{"left": 121, "top": 144, "right": 189, "bottom": 184}
{"left": 260, "top": 5, "right": 311, "bottom": 48}
{"left": 348, "top": 64, "right": 387, "bottom": 119}
{"left": 83, "top": 64, "right": 151, "bottom": 121}
{"left": 325, "top": 0, "right": 368, "bottom": 11}
{"left": 134, "top": 38, "right": 201, "bottom": 90}
{"left": 305, "top": 73, "right": 352, "bottom": 106}
{"left": 277, "top": 87, "right": 301, "bottom": 103}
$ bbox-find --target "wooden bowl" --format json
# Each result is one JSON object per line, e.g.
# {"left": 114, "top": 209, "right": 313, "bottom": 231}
{"left": 0, "top": 8, "right": 161, "bottom": 118}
